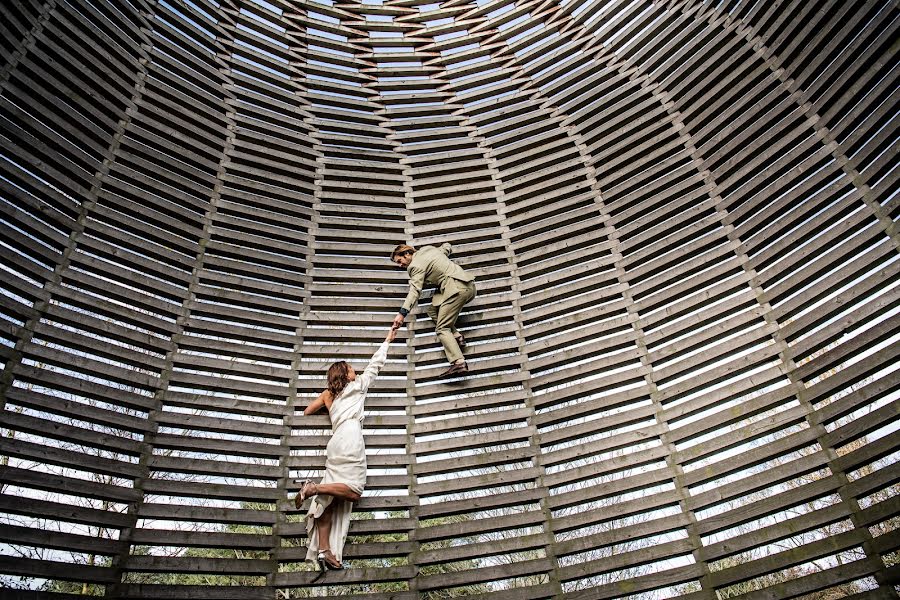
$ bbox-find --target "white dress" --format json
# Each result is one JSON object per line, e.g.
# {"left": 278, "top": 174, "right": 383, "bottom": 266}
{"left": 305, "top": 340, "right": 390, "bottom": 563}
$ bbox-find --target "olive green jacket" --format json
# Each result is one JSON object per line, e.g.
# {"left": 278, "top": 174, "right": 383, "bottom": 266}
{"left": 400, "top": 243, "right": 474, "bottom": 314}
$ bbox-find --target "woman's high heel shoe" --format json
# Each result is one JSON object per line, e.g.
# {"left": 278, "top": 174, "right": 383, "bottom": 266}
{"left": 317, "top": 550, "right": 343, "bottom": 571}
{"left": 294, "top": 480, "right": 318, "bottom": 510}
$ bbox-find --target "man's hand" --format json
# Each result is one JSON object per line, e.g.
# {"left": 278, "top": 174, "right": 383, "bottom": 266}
{"left": 391, "top": 313, "right": 405, "bottom": 330}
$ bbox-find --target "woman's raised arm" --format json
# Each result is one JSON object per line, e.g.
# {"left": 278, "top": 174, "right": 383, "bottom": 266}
{"left": 357, "top": 328, "right": 396, "bottom": 392}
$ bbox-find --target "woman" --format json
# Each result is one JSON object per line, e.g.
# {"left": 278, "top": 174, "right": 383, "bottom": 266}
{"left": 295, "top": 327, "right": 396, "bottom": 572}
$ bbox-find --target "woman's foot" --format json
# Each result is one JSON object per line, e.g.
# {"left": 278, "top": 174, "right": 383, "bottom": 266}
{"left": 317, "top": 549, "right": 343, "bottom": 570}
{"left": 294, "top": 480, "right": 318, "bottom": 509}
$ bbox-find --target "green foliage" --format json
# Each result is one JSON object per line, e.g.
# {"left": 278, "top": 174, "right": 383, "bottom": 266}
{"left": 44, "top": 579, "right": 106, "bottom": 596}
{"left": 123, "top": 544, "right": 267, "bottom": 587}
{"left": 68, "top": 505, "right": 493, "bottom": 597}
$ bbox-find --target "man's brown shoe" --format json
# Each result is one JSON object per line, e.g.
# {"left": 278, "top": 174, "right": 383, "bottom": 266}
{"left": 440, "top": 361, "right": 468, "bottom": 378}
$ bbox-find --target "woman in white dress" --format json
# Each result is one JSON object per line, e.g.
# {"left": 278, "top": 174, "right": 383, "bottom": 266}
{"left": 295, "top": 327, "right": 396, "bottom": 572}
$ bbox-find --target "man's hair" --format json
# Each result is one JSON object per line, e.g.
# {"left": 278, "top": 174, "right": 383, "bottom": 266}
{"left": 391, "top": 244, "right": 416, "bottom": 260}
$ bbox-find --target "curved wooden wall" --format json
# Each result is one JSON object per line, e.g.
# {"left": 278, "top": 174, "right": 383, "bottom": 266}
{"left": 0, "top": 0, "right": 898, "bottom": 598}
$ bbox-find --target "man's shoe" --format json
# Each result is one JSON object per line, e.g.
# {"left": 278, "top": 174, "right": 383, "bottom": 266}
{"left": 440, "top": 361, "right": 468, "bottom": 378}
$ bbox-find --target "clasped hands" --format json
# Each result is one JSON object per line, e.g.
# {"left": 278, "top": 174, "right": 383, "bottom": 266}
{"left": 382, "top": 314, "right": 403, "bottom": 343}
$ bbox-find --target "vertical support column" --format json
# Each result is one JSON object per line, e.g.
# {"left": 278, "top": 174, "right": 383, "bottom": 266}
{"left": 106, "top": 2, "right": 241, "bottom": 591}
{"left": 426, "top": 16, "right": 566, "bottom": 587}
{"left": 0, "top": 3, "right": 147, "bottom": 414}
{"left": 491, "top": 190, "right": 566, "bottom": 599}
{"left": 268, "top": 213, "right": 315, "bottom": 596}
{"left": 483, "top": 3, "right": 712, "bottom": 589}
{"left": 0, "top": 0, "right": 57, "bottom": 86}
{"left": 624, "top": 74, "right": 731, "bottom": 600}
{"left": 399, "top": 169, "right": 422, "bottom": 596}
{"left": 648, "top": 3, "right": 900, "bottom": 591}
{"left": 525, "top": 0, "right": 721, "bottom": 580}
{"left": 566, "top": 70, "right": 716, "bottom": 597}
{"left": 707, "top": 17, "right": 900, "bottom": 584}
{"left": 722, "top": 3, "right": 899, "bottom": 252}
{"left": 624, "top": 293, "right": 717, "bottom": 599}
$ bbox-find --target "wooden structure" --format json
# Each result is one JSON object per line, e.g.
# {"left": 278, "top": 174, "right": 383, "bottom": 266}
{"left": 0, "top": 0, "right": 898, "bottom": 598}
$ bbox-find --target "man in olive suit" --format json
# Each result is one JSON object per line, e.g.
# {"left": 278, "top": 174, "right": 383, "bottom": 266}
{"left": 391, "top": 243, "right": 475, "bottom": 378}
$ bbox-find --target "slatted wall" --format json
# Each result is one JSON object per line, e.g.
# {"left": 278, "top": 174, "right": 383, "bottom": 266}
{"left": 0, "top": 0, "right": 897, "bottom": 598}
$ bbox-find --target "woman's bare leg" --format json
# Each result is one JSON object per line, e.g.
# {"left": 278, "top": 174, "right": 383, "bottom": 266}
{"left": 312, "top": 482, "right": 361, "bottom": 502}
{"left": 316, "top": 502, "right": 334, "bottom": 552}
{"left": 314, "top": 501, "right": 344, "bottom": 568}
{"left": 296, "top": 481, "right": 360, "bottom": 509}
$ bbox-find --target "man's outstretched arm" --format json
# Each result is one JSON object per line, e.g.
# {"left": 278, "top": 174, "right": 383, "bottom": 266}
{"left": 394, "top": 266, "right": 425, "bottom": 328}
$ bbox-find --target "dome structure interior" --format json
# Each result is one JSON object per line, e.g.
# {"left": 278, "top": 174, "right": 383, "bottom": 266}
{"left": 0, "top": 0, "right": 898, "bottom": 598}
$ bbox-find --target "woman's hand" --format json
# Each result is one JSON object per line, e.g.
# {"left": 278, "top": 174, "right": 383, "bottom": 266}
{"left": 385, "top": 327, "right": 397, "bottom": 343}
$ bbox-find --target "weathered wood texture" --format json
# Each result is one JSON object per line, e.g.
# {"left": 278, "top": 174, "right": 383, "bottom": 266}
{"left": 0, "top": 0, "right": 897, "bottom": 598}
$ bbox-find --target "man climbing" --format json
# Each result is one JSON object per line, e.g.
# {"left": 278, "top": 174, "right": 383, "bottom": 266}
{"left": 391, "top": 243, "right": 475, "bottom": 378}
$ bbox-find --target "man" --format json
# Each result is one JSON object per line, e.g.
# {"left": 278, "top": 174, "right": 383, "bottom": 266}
{"left": 391, "top": 243, "right": 475, "bottom": 377}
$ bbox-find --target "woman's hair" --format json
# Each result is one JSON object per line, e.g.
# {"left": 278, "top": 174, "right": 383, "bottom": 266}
{"left": 326, "top": 360, "right": 353, "bottom": 400}
{"left": 391, "top": 244, "right": 416, "bottom": 261}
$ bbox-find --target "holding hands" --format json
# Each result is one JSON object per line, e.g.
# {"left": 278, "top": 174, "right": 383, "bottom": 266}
{"left": 385, "top": 325, "right": 398, "bottom": 343}
{"left": 391, "top": 313, "right": 405, "bottom": 331}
